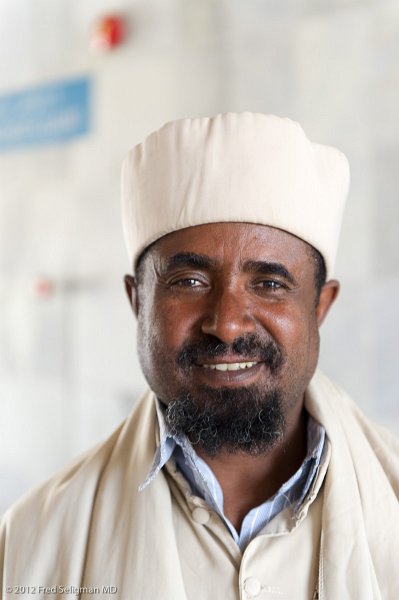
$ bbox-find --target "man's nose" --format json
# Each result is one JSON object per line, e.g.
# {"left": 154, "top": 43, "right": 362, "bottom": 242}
{"left": 200, "top": 286, "right": 256, "bottom": 344}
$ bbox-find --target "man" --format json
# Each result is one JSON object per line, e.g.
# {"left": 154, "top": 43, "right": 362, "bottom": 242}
{"left": 1, "top": 113, "right": 399, "bottom": 599}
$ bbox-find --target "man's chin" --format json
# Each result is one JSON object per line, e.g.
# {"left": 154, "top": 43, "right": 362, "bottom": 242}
{"left": 164, "top": 384, "right": 286, "bottom": 457}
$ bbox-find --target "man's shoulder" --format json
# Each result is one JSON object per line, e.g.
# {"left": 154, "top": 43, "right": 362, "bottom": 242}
{"left": 308, "top": 370, "right": 399, "bottom": 447}
{"left": 0, "top": 421, "right": 126, "bottom": 585}
{"left": 1, "top": 388, "right": 157, "bottom": 531}
{"left": 307, "top": 370, "right": 399, "bottom": 492}
{"left": 3, "top": 426, "right": 122, "bottom": 526}
{"left": 0, "top": 389, "right": 160, "bottom": 586}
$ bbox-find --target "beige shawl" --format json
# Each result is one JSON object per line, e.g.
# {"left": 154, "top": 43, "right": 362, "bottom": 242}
{"left": 1, "top": 371, "right": 399, "bottom": 599}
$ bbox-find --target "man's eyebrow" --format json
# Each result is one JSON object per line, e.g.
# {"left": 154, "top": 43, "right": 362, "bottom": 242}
{"left": 244, "top": 260, "right": 298, "bottom": 286}
{"left": 163, "top": 252, "right": 217, "bottom": 271}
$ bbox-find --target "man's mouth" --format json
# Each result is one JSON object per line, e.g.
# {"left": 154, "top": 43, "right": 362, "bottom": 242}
{"left": 176, "top": 334, "right": 284, "bottom": 377}
{"left": 190, "top": 359, "right": 266, "bottom": 388}
{"left": 201, "top": 361, "right": 259, "bottom": 371}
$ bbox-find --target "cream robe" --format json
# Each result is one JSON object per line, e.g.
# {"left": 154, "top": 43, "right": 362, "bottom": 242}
{"left": 1, "top": 371, "right": 399, "bottom": 599}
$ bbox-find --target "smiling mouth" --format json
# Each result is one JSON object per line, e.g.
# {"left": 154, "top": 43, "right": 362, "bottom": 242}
{"left": 201, "top": 361, "right": 259, "bottom": 371}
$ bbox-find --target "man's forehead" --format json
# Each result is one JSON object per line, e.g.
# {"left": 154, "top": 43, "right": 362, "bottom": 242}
{"left": 145, "top": 222, "right": 312, "bottom": 266}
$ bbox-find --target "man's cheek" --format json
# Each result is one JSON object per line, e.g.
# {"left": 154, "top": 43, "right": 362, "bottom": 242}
{"left": 155, "top": 318, "right": 193, "bottom": 354}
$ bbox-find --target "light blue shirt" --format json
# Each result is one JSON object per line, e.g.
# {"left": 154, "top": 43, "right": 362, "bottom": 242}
{"left": 140, "top": 400, "right": 326, "bottom": 551}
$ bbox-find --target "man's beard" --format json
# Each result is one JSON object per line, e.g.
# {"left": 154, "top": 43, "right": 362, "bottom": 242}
{"left": 164, "top": 385, "right": 285, "bottom": 456}
{"left": 163, "top": 333, "right": 286, "bottom": 456}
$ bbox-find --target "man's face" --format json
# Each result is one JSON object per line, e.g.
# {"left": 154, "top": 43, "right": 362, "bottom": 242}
{"left": 128, "top": 222, "right": 337, "bottom": 455}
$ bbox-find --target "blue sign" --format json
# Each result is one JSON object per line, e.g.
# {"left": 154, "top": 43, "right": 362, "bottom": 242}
{"left": 0, "top": 77, "right": 91, "bottom": 152}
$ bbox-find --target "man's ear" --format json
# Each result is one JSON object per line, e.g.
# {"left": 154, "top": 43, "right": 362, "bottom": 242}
{"left": 316, "top": 280, "right": 340, "bottom": 326}
{"left": 124, "top": 275, "right": 139, "bottom": 316}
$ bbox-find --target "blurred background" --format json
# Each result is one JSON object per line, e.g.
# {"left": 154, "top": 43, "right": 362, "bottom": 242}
{"left": 1, "top": 0, "right": 398, "bottom": 513}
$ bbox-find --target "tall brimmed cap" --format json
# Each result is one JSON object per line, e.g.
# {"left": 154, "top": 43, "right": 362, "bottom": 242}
{"left": 121, "top": 112, "right": 350, "bottom": 277}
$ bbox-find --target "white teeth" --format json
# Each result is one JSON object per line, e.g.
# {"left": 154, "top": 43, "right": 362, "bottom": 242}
{"left": 202, "top": 362, "right": 258, "bottom": 371}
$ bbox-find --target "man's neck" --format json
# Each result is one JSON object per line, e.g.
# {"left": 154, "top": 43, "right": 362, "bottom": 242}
{"left": 195, "top": 409, "right": 308, "bottom": 531}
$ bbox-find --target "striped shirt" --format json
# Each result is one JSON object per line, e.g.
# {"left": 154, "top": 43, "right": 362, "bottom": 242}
{"left": 140, "top": 400, "right": 326, "bottom": 551}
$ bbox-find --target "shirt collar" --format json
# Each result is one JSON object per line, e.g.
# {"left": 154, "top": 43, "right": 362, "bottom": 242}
{"left": 139, "top": 399, "right": 187, "bottom": 491}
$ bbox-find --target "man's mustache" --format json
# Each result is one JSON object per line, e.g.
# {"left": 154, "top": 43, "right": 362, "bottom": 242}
{"left": 176, "top": 334, "right": 284, "bottom": 374}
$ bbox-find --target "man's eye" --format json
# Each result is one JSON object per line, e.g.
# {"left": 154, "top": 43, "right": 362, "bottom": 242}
{"left": 173, "top": 278, "right": 203, "bottom": 287}
{"left": 255, "top": 280, "right": 284, "bottom": 290}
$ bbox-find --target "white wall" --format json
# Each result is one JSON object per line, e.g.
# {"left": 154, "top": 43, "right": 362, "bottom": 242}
{"left": 1, "top": 0, "right": 398, "bottom": 512}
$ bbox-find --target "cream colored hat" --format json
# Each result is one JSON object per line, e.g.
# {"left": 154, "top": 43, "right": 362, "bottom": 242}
{"left": 121, "top": 112, "right": 350, "bottom": 277}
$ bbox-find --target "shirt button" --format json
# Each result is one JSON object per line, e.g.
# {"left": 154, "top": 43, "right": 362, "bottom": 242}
{"left": 244, "top": 577, "right": 262, "bottom": 598}
{"left": 192, "top": 507, "right": 210, "bottom": 524}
